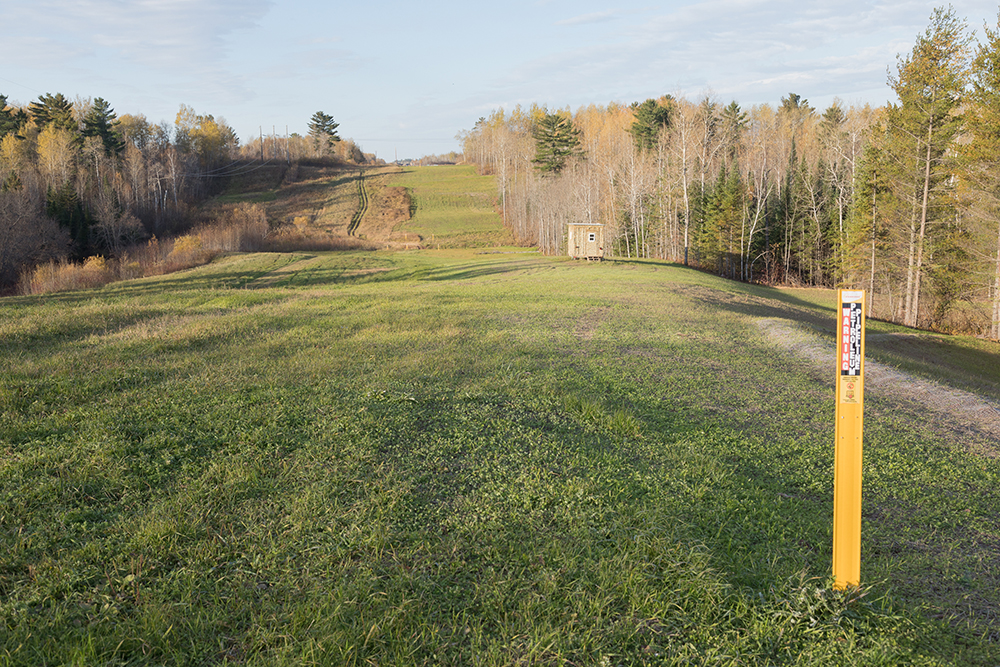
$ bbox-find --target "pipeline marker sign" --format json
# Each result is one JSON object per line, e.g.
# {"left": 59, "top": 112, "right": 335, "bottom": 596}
{"left": 833, "top": 289, "right": 865, "bottom": 589}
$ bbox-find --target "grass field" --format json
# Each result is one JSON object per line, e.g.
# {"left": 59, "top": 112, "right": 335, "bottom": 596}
{"left": 206, "top": 163, "right": 509, "bottom": 249}
{"left": 1, "top": 249, "right": 998, "bottom": 665}
{"left": 387, "top": 166, "right": 516, "bottom": 247}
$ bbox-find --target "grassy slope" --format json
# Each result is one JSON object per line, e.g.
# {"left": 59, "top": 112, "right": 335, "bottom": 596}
{"left": 387, "top": 166, "right": 516, "bottom": 247}
{"left": 208, "top": 162, "right": 391, "bottom": 238}
{"left": 206, "top": 163, "right": 511, "bottom": 249}
{"left": 1, "top": 251, "right": 999, "bottom": 666}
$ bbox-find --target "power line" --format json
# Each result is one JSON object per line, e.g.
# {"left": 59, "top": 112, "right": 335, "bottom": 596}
{"left": 0, "top": 75, "right": 44, "bottom": 97}
{"left": 355, "top": 138, "right": 459, "bottom": 143}
{"left": 197, "top": 157, "right": 279, "bottom": 179}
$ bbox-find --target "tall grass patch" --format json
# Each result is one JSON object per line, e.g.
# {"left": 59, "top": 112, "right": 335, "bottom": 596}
{"left": 18, "top": 203, "right": 373, "bottom": 296}
{"left": 20, "top": 255, "right": 116, "bottom": 294}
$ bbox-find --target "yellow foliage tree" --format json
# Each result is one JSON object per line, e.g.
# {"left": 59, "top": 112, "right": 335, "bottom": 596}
{"left": 175, "top": 104, "right": 237, "bottom": 169}
{"left": 36, "top": 125, "right": 77, "bottom": 188}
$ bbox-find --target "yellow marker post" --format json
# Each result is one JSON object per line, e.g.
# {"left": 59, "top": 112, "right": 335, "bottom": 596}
{"left": 833, "top": 290, "right": 865, "bottom": 589}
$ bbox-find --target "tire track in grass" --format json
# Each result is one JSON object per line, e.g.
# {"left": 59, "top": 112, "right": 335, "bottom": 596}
{"left": 244, "top": 255, "right": 323, "bottom": 289}
{"left": 756, "top": 318, "right": 1000, "bottom": 454}
{"left": 347, "top": 171, "right": 368, "bottom": 236}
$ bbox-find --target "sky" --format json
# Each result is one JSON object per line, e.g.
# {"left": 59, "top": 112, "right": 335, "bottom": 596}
{"left": 3, "top": 0, "right": 1000, "bottom": 160}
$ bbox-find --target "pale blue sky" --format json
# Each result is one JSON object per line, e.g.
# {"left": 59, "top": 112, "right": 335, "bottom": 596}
{"left": 2, "top": 1, "right": 999, "bottom": 160}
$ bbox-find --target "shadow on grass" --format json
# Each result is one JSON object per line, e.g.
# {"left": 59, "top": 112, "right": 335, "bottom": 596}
{"left": 704, "top": 282, "right": 1000, "bottom": 399}
{"left": 410, "top": 259, "right": 546, "bottom": 282}
{"left": 634, "top": 264, "right": 1000, "bottom": 399}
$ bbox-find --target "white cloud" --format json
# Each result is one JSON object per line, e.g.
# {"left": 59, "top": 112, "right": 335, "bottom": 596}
{"left": 7, "top": 0, "right": 1000, "bottom": 158}
{"left": 488, "top": 0, "right": 967, "bottom": 109}
{"left": 6, "top": 0, "right": 273, "bottom": 68}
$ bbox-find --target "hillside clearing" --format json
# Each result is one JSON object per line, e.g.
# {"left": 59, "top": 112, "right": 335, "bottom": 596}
{"left": 209, "top": 164, "right": 509, "bottom": 250}
{"left": 387, "top": 166, "right": 515, "bottom": 248}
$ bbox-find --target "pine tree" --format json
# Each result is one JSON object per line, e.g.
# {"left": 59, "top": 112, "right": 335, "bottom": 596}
{"left": 308, "top": 112, "right": 340, "bottom": 156}
{"left": 82, "top": 98, "right": 124, "bottom": 156}
{"left": 778, "top": 93, "right": 814, "bottom": 140}
{"left": 28, "top": 93, "right": 77, "bottom": 134}
{"left": 46, "top": 180, "right": 91, "bottom": 259}
{"left": 963, "top": 10, "right": 1000, "bottom": 338}
{"left": 718, "top": 101, "right": 747, "bottom": 161}
{"left": 531, "top": 112, "right": 582, "bottom": 175}
{"left": 885, "top": 6, "right": 971, "bottom": 328}
{"left": 779, "top": 93, "right": 813, "bottom": 116}
{"left": 629, "top": 98, "right": 671, "bottom": 152}
{"left": 699, "top": 162, "right": 743, "bottom": 277}
{"left": 0, "top": 94, "right": 27, "bottom": 138}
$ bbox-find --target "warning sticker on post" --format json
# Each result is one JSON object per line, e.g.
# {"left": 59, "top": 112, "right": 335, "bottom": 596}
{"left": 837, "top": 290, "right": 865, "bottom": 405}
{"left": 840, "top": 302, "right": 863, "bottom": 376}
{"left": 840, "top": 376, "right": 861, "bottom": 404}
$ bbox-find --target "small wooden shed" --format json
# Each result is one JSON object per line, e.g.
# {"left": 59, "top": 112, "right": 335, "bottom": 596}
{"left": 567, "top": 223, "right": 605, "bottom": 260}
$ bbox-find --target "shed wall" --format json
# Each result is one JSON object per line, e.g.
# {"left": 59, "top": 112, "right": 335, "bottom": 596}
{"left": 568, "top": 225, "right": 605, "bottom": 259}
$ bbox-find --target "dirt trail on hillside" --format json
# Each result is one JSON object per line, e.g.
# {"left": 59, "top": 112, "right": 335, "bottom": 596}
{"left": 756, "top": 318, "right": 1000, "bottom": 455}
{"left": 268, "top": 166, "right": 416, "bottom": 248}
{"left": 357, "top": 179, "right": 420, "bottom": 248}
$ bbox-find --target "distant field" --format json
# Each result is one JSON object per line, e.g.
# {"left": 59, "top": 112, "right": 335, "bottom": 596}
{"left": 204, "top": 163, "right": 513, "bottom": 250}
{"left": 388, "top": 166, "right": 516, "bottom": 247}
{"left": 1, "top": 252, "right": 998, "bottom": 665}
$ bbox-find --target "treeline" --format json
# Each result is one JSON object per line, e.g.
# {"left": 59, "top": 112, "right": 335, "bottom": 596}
{"left": 0, "top": 94, "right": 364, "bottom": 287}
{"left": 461, "top": 7, "right": 1000, "bottom": 338}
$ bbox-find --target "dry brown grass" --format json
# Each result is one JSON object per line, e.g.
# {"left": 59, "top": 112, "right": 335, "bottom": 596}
{"left": 263, "top": 230, "right": 373, "bottom": 253}
{"left": 22, "top": 256, "right": 116, "bottom": 294}
{"left": 18, "top": 202, "right": 371, "bottom": 295}
{"left": 197, "top": 203, "right": 270, "bottom": 253}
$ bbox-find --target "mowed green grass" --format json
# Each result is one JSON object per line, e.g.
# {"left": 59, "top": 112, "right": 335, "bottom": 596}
{"left": 388, "top": 166, "right": 516, "bottom": 247}
{"left": 1, "top": 251, "right": 999, "bottom": 666}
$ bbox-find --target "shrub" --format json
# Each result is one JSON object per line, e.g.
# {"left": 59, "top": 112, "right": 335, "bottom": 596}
{"left": 20, "top": 256, "right": 115, "bottom": 294}
{"left": 164, "top": 235, "right": 214, "bottom": 272}
{"left": 197, "top": 203, "right": 270, "bottom": 253}
{"left": 263, "top": 229, "right": 374, "bottom": 253}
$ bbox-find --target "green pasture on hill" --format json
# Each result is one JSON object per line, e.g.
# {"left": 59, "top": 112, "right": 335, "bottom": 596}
{"left": 1, "top": 250, "right": 999, "bottom": 665}
{"left": 388, "top": 166, "right": 515, "bottom": 247}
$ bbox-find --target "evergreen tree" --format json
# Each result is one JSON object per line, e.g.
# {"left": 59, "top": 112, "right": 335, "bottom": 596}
{"left": 779, "top": 138, "right": 801, "bottom": 282}
{"left": 804, "top": 157, "right": 834, "bottom": 285}
{"left": 718, "top": 101, "right": 747, "bottom": 161}
{"left": 629, "top": 98, "right": 671, "bottom": 152}
{"left": 82, "top": 97, "right": 124, "bottom": 156}
{"left": 847, "top": 124, "right": 906, "bottom": 316}
{"left": 778, "top": 93, "right": 813, "bottom": 116}
{"left": 886, "top": 6, "right": 971, "bottom": 327}
{"left": 700, "top": 162, "right": 743, "bottom": 277}
{"left": 308, "top": 111, "right": 340, "bottom": 155}
{"left": 819, "top": 102, "right": 846, "bottom": 137}
{"left": 962, "top": 10, "right": 1000, "bottom": 338}
{"left": 777, "top": 93, "right": 814, "bottom": 142}
{"left": 532, "top": 112, "right": 582, "bottom": 175}
{"left": 819, "top": 101, "right": 850, "bottom": 281}
{"left": 46, "top": 181, "right": 91, "bottom": 259}
{"left": 0, "top": 94, "right": 27, "bottom": 138}
{"left": 29, "top": 93, "right": 77, "bottom": 134}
